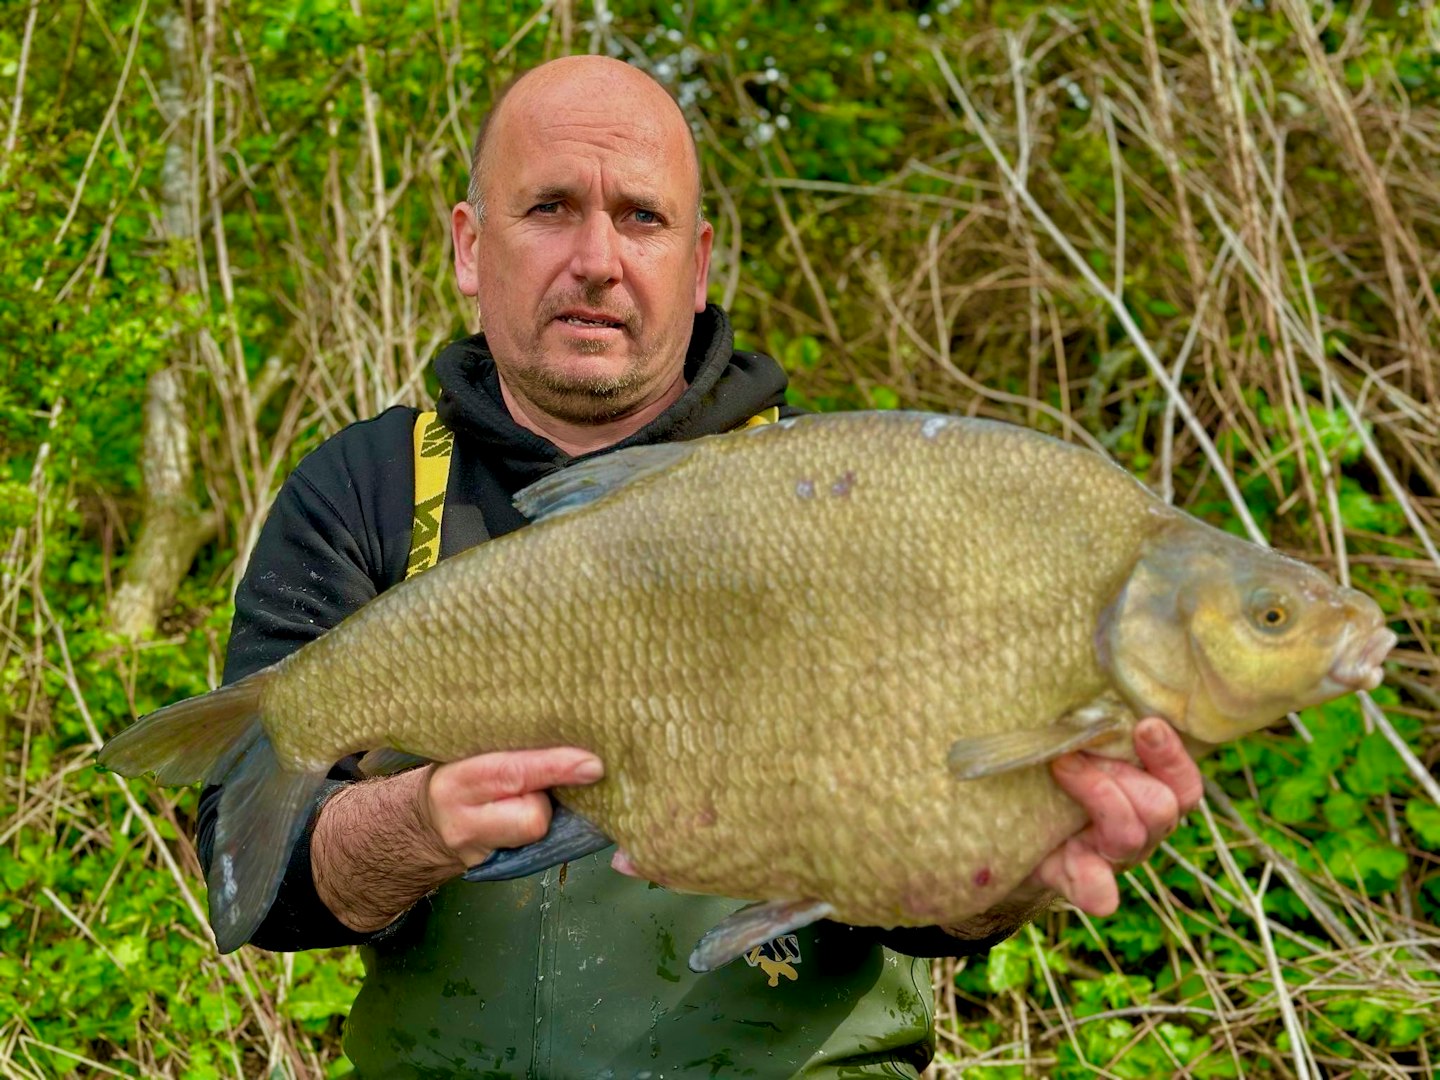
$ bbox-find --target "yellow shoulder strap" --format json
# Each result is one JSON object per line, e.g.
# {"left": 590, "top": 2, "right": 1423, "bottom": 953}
{"left": 407, "top": 410, "right": 454, "bottom": 579}
{"left": 737, "top": 406, "right": 780, "bottom": 431}
{"left": 406, "top": 405, "right": 772, "bottom": 578}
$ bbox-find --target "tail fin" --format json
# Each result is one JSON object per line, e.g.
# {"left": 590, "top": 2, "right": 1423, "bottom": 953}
{"left": 100, "top": 673, "right": 270, "bottom": 785}
{"left": 99, "top": 671, "right": 328, "bottom": 953}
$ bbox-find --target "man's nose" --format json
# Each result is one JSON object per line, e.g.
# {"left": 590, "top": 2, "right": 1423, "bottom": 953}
{"left": 568, "top": 212, "right": 623, "bottom": 285}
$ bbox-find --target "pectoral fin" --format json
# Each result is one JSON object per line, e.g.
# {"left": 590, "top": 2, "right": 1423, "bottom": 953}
{"left": 947, "top": 697, "right": 1135, "bottom": 780}
{"left": 462, "top": 801, "right": 612, "bottom": 882}
{"left": 688, "top": 898, "right": 835, "bottom": 973}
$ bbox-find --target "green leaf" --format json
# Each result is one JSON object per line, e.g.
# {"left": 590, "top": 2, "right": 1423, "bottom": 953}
{"left": 1269, "top": 774, "right": 1323, "bottom": 824}
{"left": 985, "top": 938, "right": 1030, "bottom": 993}
{"left": 1344, "top": 732, "right": 1406, "bottom": 796}
{"left": 1342, "top": 843, "right": 1409, "bottom": 892}
{"left": 1405, "top": 799, "right": 1440, "bottom": 848}
{"left": 1322, "top": 790, "right": 1362, "bottom": 830}
{"left": 868, "top": 385, "right": 900, "bottom": 410}
{"left": 1337, "top": 482, "right": 1404, "bottom": 535}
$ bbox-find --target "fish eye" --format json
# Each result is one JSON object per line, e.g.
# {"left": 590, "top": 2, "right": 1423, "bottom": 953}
{"left": 1248, "top": 588, "right": 1292, "bottom": 634}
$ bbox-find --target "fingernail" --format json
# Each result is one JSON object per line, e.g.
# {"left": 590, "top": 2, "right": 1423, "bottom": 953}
{"left": 573, "top": 759, "right": 604, "bottom": 783}
{"left": 1054, "top": 755, "right": 1082, "bottom": 775}
{"left": 1140, "top": 721, "right": 1167, "bottom": 749}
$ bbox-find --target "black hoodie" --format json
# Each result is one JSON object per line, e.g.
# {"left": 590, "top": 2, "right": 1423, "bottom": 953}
{"left": 199, "top": 305, "right": 796, "bottom": 949}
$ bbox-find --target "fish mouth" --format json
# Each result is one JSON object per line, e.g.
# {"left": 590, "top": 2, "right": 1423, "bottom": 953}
{"left": 1326, "top": 626, "right": 1397, "bottom": 692}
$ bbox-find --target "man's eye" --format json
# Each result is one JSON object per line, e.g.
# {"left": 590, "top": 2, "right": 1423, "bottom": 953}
{"left": 634, "top": 209, "right": 661, "bottom": 225}
{"left": 531, "top": 201, "right": 561, "bottom": 214}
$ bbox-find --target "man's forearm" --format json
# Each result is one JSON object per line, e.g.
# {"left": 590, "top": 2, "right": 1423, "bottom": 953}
{"left": 311, "top": 746, "right": 604, "bottom": 933}
{"left": 312, "top": 767, "right": 464, "bottom": 932}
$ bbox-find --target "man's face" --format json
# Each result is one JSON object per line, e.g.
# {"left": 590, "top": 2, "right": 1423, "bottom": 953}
{"left": 456, "top": 67, "right": 713, "bottom": 425}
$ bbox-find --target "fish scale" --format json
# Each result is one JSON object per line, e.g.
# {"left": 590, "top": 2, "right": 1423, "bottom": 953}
{"left": 100, "top": 410, "right": 1395, "bottom": 956}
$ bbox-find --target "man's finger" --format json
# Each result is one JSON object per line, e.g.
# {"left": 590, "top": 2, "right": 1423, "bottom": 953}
{"left": 1133, "top": 718, "right": 1204, "bottom": 814}
{"left": 465, "top": 792, "right": 555, "bottom": 849}
{"left": 430, "top": 790, "right": 555, "bottom": 865}
{"left": 1032, "top": 842, "right": 1119, "bottom": 917}
{"left": 1051, "top": 754, "right": 1152, "bottom": 866}
{"left": 1097, "top": 754, "right": 1185, "bottom": 856}
{"left": 432, "top": 746, "right": 604, "bottom": 806}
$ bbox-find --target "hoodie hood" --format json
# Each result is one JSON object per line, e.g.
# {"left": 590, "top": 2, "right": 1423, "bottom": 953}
{"left": 432, "top": 304, "right": 789, "bottom": 493}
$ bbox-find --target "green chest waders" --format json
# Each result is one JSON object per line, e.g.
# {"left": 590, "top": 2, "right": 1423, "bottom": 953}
{"left": 341, "top": 411, "right": 936, "bottom": 1079}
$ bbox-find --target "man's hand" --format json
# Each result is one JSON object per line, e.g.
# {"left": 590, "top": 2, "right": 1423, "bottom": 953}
{"left": 423, "top": 748, "right": 604, "bottom": 867}
{"left": 935, "top": 717, "right": 1203, "bottom": 944}
{"left": 313, "top": 747, "right": 603, "bottom": 932}
{"left": 1023, "top": 716, "right": 1204, "bottom": 916}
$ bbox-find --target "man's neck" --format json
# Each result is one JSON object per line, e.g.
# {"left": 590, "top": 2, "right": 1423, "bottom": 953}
{"left": 498, "top": 372, "right": 689, "bottom": 458}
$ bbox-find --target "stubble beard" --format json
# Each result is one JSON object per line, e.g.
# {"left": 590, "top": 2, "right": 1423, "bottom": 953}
{"left": 514, "top": 348, "right": 655, "bottom": 424}
{"left": 502, "top": 291, "right": 669, "bottom": 425}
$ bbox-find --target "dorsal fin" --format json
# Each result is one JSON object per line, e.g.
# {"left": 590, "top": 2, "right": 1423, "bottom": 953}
{"left": 514, "top": 440, "right": 701, "bottom": 522}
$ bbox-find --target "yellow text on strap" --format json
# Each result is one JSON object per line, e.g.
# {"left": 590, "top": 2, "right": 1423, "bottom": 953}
{"left": 407, "top": 410, "right": 454, "bottom": 579}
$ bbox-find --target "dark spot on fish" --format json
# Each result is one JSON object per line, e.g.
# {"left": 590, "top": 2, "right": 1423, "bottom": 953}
{"left": 831, "top": 470, "right": 857, "bottom": 497}
{"left": 974, "top": 867, "right": 992, "bottom": 887}
{"left": 559, "top": 861, "right": 569, "bottom": 889}
{"left": 796, "top": 478, "right": 816, "bottom": 499}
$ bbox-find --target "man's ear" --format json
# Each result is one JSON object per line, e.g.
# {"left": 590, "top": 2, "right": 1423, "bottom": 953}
{"left": 692, "top": 220, "right": 715, "bottom": 312}
{"left": 453, "top": 202, "right": 482, "bottom": 297}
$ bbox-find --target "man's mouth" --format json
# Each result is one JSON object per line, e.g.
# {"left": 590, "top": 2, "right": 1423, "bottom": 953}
{"left": 556, "top": 311, "right": 625, "bottom": 330}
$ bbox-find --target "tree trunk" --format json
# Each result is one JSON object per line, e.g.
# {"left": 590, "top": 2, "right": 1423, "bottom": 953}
{"left": 109, "top": 365, "right": 217, "bottom": 637}
{"left": 108, "top": 7, "right": 216, "bottom": 639}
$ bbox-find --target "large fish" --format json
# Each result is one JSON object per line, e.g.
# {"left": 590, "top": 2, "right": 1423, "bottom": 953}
{"left": 100, "top": 412, "right": 1394, "bottom": 968}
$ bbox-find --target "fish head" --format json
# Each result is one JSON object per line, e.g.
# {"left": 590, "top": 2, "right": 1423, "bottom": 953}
{"left": 1098, "top": 519, "right": 1396, "bottom": 745}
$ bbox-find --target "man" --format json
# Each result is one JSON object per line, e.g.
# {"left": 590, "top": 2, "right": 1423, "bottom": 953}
{"left": 200, "top": 55, "right": 1202, "bottom": 1077}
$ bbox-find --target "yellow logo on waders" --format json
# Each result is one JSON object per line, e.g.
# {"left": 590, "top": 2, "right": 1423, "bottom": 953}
{"left": 745, "top": 936, "right": 801, "bottom": 987}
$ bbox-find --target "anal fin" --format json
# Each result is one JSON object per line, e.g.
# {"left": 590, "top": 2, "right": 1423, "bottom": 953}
{"left": 462, "top": 801, "right": 612, "bottom": 882}
{"left": 688, "top": 898, "right": 835, "bottom": 974}
{"left": 947, "top": 694, "right": 1137, "bottom": 781}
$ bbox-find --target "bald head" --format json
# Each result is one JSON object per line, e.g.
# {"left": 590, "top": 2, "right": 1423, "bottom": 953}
{"left": 468, "top": 56, "right": 704, "bottom": 225}
{"left": 449, "top": 51, "right": 716, "bottom": 435}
